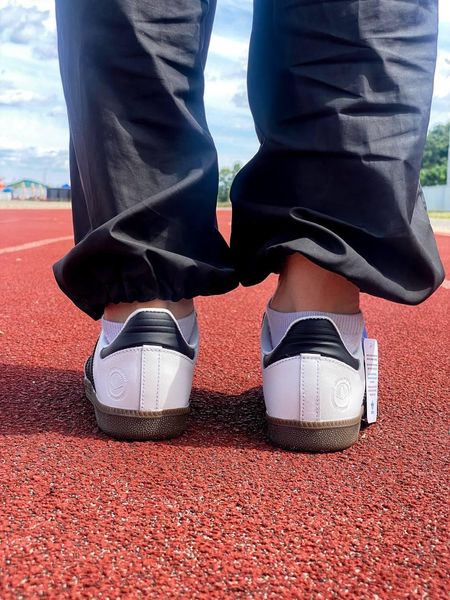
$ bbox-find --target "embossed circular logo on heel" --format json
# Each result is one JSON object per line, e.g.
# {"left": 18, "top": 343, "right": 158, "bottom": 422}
{"left": 108, "top": 369, "right": 128, "bottom": 400}
{"left": 333, "top": 378, "right": 351, "bottom": 409}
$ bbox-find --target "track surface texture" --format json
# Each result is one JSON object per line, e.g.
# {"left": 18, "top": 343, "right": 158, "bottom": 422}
{"left": 1, "top": 209, "right": 449, "bottom": 599}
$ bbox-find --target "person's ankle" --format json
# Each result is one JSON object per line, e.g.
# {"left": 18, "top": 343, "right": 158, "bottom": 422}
{"left": 270, "top": 253, "right": 360, "bottom": 314}
{"left": 104, "top": 298, "right": 195, "bottom": 323}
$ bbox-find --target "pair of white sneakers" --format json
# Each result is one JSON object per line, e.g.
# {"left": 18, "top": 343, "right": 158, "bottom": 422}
{"left": 85, "top": 307, "right": 370, "bottom": 452}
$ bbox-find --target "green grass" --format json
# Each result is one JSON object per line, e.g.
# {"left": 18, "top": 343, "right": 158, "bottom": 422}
{"left": 428, "top": 211, "right": 450, "bottom": 219}
{"left": 215, "top": 207, "right": 450, "bottom": 216}
{"left": 216, "top": 204, "right": 450, "bottom": 216}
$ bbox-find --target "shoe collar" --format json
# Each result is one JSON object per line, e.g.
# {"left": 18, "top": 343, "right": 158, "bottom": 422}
{"left": 101, "top": 307, "right": 198, "bottom": 348}
{"left": 261, "top": 304, "right": 360, "bottom": 357}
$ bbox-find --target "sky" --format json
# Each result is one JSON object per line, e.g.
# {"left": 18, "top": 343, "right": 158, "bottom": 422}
{"left": 0, "top": 0, "right": 449, "bottom": 186}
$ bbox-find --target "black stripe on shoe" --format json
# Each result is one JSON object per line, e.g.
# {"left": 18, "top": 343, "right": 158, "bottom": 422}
{"left": 263, "top": 318, "right": 360, "bottom": 370}
{"left": 100, "top": 311, "right": 195, "bottom": 360}
{"left": 85, "top": 352, "right": 95, "bottom": 389}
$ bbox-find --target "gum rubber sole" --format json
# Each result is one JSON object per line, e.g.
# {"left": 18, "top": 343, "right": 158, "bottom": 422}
{"left": 266, "top": 410, "right": 363, "bottom": 453}
{"left": 84, "top": 378, "right": 189, "bottom": 441}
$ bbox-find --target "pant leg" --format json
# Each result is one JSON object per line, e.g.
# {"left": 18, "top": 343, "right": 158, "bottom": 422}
{"left": 230, "top": 0, "right": 444, "bottom": 304}
{"left": 54, "top": 0, "right": 238, "bottom": 320}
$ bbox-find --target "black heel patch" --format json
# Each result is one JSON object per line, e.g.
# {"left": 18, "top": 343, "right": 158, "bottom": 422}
{"left": 264, "top": 318, "right": 359, "bottom": 369}
{"left": 100, "top": 311, "right": 195, "bottom": 359}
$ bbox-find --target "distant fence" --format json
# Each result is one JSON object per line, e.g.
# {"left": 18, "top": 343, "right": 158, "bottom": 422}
{"left": 422, "top": 185, "right": 450, "bottom": 211}
{"left": 47, "top": 188, "right": 71, "bottom": 201}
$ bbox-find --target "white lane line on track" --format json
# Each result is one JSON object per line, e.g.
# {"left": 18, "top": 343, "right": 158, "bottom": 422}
{"left": 442, "top": 279, "right": 450, "bottom": 290}
{"left": 0, "top": 236, "right": 73, "bottom": 255}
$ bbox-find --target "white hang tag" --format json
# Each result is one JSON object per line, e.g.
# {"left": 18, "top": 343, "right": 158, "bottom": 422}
{"left": 363, "top": 338, "right": 378, "bottom": 424}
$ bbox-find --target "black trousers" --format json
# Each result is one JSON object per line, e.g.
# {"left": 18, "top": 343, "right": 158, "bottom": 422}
{"left": 54, "top": 0, "right": 444, "bottom": 320}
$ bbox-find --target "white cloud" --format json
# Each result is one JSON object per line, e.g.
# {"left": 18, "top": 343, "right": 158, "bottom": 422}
{"left": 205, "top": 33, "right": 250, "bottom": 133}
{"left": 0, "top": 107, "right": 67, "bottom": 152}
{"left": 0, "top": 1, "right": 57, "bottom": 63}
{"left": 440, "top": 1, "right": 450, "bottom": 24}
{"left": 0, "top": 88, "right": 46, "bottom": 105}
{"left": 216, "top": 0, "right": 252, "bottom": 8}
{"left": 0, "top": 2, "right": 66, "bottom": 180}
{"left": 209, "top": 34, "right": 249, "bottom": 62}
{"left": 430, "top": 1, "right": 450, "bottom": 125}
{"left": 0, "top": 146, "right": 68, "bottom": 168}
{"left": 205, "top": 53, "right": 248, "bottom": 115}
{"left": 433, "top": 51, "right": 450, "bottom": 99}
{"left": 0, "top": 4, "right": 49, "bottom": 41}
{"left": 0, "top": 146, "right": 69, "bottom": 185}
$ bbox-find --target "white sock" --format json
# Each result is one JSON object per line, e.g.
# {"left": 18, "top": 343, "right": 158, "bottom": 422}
{"left": 177, "top": 311, "right": 197, "bottom": 342}
{"left": 266, "top": 304, "right": 365, "bottom": 352}
{"left": 101, "top": 310, "right": 197, "bottom": 345}
{"left": 101, "top": 318, "right": 124, "bottom": 345}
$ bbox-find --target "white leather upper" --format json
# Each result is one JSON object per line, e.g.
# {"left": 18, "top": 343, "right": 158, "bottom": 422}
{"left": 261, "top": 315, "right": 365, "bottom": 422}
{"left": 92, "top": 309, "right": 198, "bottom": 412}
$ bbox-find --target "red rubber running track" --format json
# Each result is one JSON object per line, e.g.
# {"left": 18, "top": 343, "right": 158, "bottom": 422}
{"left": 1, "top": 209, "right": 449, "bottom": 598}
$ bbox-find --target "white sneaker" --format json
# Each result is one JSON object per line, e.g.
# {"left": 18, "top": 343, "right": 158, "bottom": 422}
{"left": 261, "top": 315, "right": 366, "bottom": 452}
{"left": 84, "top": 308, "right": 199, "bottom": 440}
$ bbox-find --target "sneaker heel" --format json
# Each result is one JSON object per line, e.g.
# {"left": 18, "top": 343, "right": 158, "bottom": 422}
{"left": 85, "top": 378, "right": 188, "bottom": 441}
{"left": 266, "top": 412, "right": 362, "bottom": 452}
{"left": 94, "top": 408, "right": 188, "bottom": 441}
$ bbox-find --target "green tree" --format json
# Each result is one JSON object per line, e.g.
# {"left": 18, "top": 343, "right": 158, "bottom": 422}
{"left": 218, "top": 161, "right": 242, "bottom": 203}
{"left": 421, "top": 122, "right": 449, "bottom": 185}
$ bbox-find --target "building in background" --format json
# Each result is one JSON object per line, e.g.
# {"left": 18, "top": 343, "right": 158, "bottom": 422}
{"left": 1, "top": 179, "right": 47, "bottom": 200}
{"left": 0, "top": 179, "right": 71, "bottom": 201}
